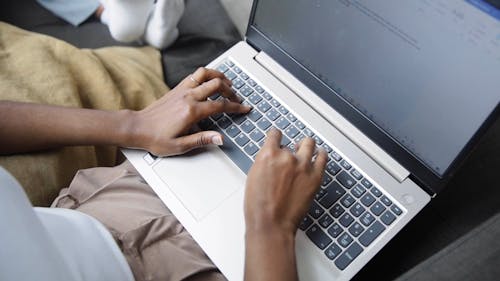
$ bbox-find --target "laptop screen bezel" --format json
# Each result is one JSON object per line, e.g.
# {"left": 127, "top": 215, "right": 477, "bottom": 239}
{"left": 244, "top": 0, "right": 500, "bottom": 195}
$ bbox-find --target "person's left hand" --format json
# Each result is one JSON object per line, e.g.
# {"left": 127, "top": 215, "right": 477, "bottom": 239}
{"left": 124, "top": 67, "right": 251, "bottom": 156}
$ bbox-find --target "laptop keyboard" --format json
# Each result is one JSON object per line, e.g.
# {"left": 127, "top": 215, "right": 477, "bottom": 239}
{"left": 197, "top": 59, "right": 404, "bottom": 271}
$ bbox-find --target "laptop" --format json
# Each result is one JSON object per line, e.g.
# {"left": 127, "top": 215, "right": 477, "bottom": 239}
{"left": 123, "top": 0, "right": 500, "bottom": 280}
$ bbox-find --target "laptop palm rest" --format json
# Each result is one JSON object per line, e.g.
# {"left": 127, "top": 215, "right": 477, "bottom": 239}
{"left": 152, "top": 146, "right": 245, "bottom": 221}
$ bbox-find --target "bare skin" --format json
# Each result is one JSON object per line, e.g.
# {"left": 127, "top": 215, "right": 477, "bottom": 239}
{"left": 0, "top": 68, "right": 249, "bottom": 156}
{"left": 245, "top": 130, "right": 327, "bottom": 281}
{"left": 0, "top": 68, "right": 327, "bottom": 280}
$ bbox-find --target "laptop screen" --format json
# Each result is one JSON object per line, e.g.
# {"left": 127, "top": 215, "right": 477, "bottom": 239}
{"left": 252, "top": 0, "right": 500, "bottom": 177}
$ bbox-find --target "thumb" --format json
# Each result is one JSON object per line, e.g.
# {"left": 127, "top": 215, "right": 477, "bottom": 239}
{"left": 175, "top": 131, "right": 224, "bottom": 154}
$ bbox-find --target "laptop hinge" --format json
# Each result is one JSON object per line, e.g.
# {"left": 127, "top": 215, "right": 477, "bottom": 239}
{"left": 254, "top": 51, "right": 410, "bottom": 183}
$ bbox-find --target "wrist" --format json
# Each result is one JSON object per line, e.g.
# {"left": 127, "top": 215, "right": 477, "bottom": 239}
{"left": 113, "top": 109, "right": 142, "bottom": 149}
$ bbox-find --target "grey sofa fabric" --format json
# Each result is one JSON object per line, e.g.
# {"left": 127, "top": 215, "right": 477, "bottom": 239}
{"left": 0, "top": 0, "right": 241, "bottom": 88}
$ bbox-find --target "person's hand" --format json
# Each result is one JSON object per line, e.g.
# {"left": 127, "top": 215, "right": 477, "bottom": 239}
{"left": 125, "top": 67, "right": 251, "bottom": 156}
{"left": 244, "top": 129, "right": 328, "bottom": 236}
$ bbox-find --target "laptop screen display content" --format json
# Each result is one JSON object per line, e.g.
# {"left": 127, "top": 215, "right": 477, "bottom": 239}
{"left": 253, "top": 0, "right": 500, "bottom": 176}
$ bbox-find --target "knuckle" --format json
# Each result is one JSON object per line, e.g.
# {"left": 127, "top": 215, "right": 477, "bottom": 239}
{"left": 196, "top": 67, "right": 207, "bottom": 76}
{"left": 212, "top": 77, "right": 223, "bottom": 88}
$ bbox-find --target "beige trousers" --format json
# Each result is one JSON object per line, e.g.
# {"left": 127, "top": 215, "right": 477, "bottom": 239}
{"left": 52, "top": 160, "right": 227, "bottom": 281}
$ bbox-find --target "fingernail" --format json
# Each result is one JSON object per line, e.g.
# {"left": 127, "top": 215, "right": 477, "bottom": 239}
{"left": 212, "top": 135, "right": 223, "bottom": 146}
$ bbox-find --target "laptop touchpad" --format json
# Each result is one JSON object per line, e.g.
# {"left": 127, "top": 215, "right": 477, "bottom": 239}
{"left": 152, "top": 146, "right": 246, "bottom": 221}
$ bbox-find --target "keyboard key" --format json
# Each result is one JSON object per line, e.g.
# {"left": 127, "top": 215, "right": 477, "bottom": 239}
{"left": 257, "top": 118, "right": 272, "bottom": 130}
{"left": 249, "top": 129, "right": 265, "bottom": 142}
{"left": 295, "top": 120, "right": 306, "bottom": 129}
{"left": 340, "top": 160, "right": 352, "bottom": 170}
{"left": 326, "top": 162, "right": 342, "bottom": 176}
{"left": 313, "top": 135, "right": 323, "bottom": 145}
{"left": 315, "top": 187, "right": 327, "bottom": 200}
{"left": 247, "top": 79, "right": 257, "bottom": 87}
{"left": 248, "top": 93, "right": 263, "bottom": 105}
{"left": 198, "top": 118, "right": 213, "bottom": 130}
{"left": 280, "top": 136, "right": 291, "bottom": 146}
{"left": 294, "top": 133, "right": 306, "bottom": 143}
{"left": 226, "top": 60, "right": 234, "bottom": 67}
{"left": 321, "top": 173, "right": 333, "bottom": 186}
{"left": 370, "top": 187, "right": 382, "bottom": 197}
{"left": 299, "top": 215, "right": 313, "bottom": 230}
{"left": 303, "top": 128, "right": 314, "bottom": 137}
{"left": 327, "top": 223, "right": 343, "bottom": 238}
{"left": 381, "top": 210, "right": 397, "bottom": 225}
{"left": 331, "top": 151, "right": 342, "bottom": 161}
{"left": 226, "top": 125, "right": 240, "bottom": 137}
{"left": 360, "top": 193, "right": 376, "bottom": 207}
{"left": 287, "top": 113, "right": 297, "bottom": 122}
{"left": 339, "top": 213, "right": 354, "bottom": 227}
{"left": 240, "top": 72, "right": 249, "bottom": 80}
{"left": 247, "top": 110, "right": 262, "bottom": 122}
{"left": 233, "top": 66, "right": 242, "bottom": 73}
{"left": 340, "top": 194, "right": 356, "bottom": 208}
{"left": 318, "top": 181, "right": 345, "bottom": 209}
{"left": 337, "top": 232, "right": 353, "bottom": 248}
{"left": 308, "top": 201, "right": 325, "bottom": 219}
{"left": 306, "top": 224, "right": 332, "bottom": 250}
{"left": 217, "top": 129, "right": 253, "bottom": 173}
{"left": 239, "top": 85, "right": 253, "bottom": 97}
{"left": 350, "top": 203, "right": 365, "bottom": 217}
{"left": 232, "top": 78, "right": 244, "bottom": 89}
{"left": 319, "top": 214, "right": 334, "bottom": 228}
{"left": 230, "top": 114, "right": 246, "bottom": 125}
{"left": 348, "top": 222, "right": 364, "bottom": 237}
{"left": 270, "top": 99, "right": 281, "bottom": 107}
{"left": 266, "top": 108, "right": 281, "bottom": 121}
{"left": 276, "top": 117, "right": 290, "bottom": 130}
{"left": 361, "top": 178, "right": 373, "bottom": 189}
{"left": 330, "top": 204, "right": 345, "bottom": 218}
{"left": 359, "top": 221, "right": 385, "bottom": 247}
{"left": 255, "top": 85, "right": 265, "bottom": 93}
{"left": 351, "top": 184, "right": 366, "bottom": 198}
{"left": 262, "top": 91, "right": 272, "bottom": 100}
{"left": 216, "top": 63, "right": 229, "bottom": 73}
{"left": 370, "top": 202, "right": 386, "bottom": 216}
{"left": 391, "top": 204, "right": 403, "bottom": 216}
{"left": 350, "top": 169, "right": 363, "bottom": 180}
{"left": 217, "top": 116, "right": 232, "bottom": 129}
{"left": 334, "top": 242, "right": 363, "bottom": 270}
{"left": 225, "top": 70, "right": 237, "bottom": 80}
{"left": 380, "top": 195, "right": 392, "bottom": 206}
{"left": 284, "top": 125, "right": 300, "bottom": 139}
{"left": 241, "top": 120, "right": 255, "bottom": 133}
{"left": 322, "top": 143, "right": 333, "bottom": 153}
{"left": 235, "top": 134, "right": 250, "bottom": 146}
{"left": 337, "top": 171, "right": 356, "bottom": 189}
{"left": 244, "top": 142, "right": 259, "bottom": 156}
{"left": 212, "top": 112, "right": 223, "bottom": 120}
{"left": 278, "top": 105, "right": 289, "bottom": 115}
{"left": 257, "top": 101, "right": 272, "bottom": 113}
{"left": 360, "top": 212, "right": 375, "bottom": 227}
{"left": 325, "top": 243, "right": 342, "bottom": 260}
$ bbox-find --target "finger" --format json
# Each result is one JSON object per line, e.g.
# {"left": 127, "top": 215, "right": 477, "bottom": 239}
{"left": 295, "top": 137, "right": 316, "bottom": 162}
{"left": 184, "top": 67, "right": 232, "bottom": 88}
{"left": 312, "top": 149, "right": 328, "bottom": 177}
{"left": 173, "top": 131, "right": 224, "bottom": 155}
{"left": 191, "top": 78, "right": 239, "bottom": 103}
{"left": 262, "top": 128, "right": 282, "bottom": 150}
{"left": 198, "top": 99, "right": 252, "bottom": 117}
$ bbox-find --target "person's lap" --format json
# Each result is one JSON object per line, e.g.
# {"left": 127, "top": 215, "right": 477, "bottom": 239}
{"left": 52, "top": 161, "right": 226, "bottom": 281}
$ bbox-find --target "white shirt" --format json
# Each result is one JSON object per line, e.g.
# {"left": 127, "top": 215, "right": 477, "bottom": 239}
{"left": 0, "top": 167, "right": 135, "bottom": 281}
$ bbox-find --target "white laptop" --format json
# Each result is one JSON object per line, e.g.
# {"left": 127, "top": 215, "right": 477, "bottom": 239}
{"left": 123, "top": 1, "right": 500, "bottom": 280}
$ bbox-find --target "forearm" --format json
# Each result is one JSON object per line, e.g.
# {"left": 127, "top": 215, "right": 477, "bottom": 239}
{"left": 244, "top": 226, "right": 298, "bottom": 281}
{"left": 0, "top": 101, "right": 135, "bottom": 155}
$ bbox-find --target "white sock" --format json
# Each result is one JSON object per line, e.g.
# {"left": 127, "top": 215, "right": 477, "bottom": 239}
{"left": 144, "top": 0, "right": 185, "bottom": 49}
{"left": 100, "top": 0, "right": 154, "bottom": 43}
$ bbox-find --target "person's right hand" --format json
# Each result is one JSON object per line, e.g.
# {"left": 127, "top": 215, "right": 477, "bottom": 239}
{"left": 244, "top": 129, "right": 328, "bottom": 236}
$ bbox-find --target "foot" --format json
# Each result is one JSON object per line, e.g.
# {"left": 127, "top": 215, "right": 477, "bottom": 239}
{"left": 144, "top": 0, "right": 185, "bottom": 49}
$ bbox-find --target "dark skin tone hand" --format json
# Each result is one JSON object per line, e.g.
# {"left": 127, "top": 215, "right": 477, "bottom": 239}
{"left": 0, "top": 68, "right": 327, "bottom": 280}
